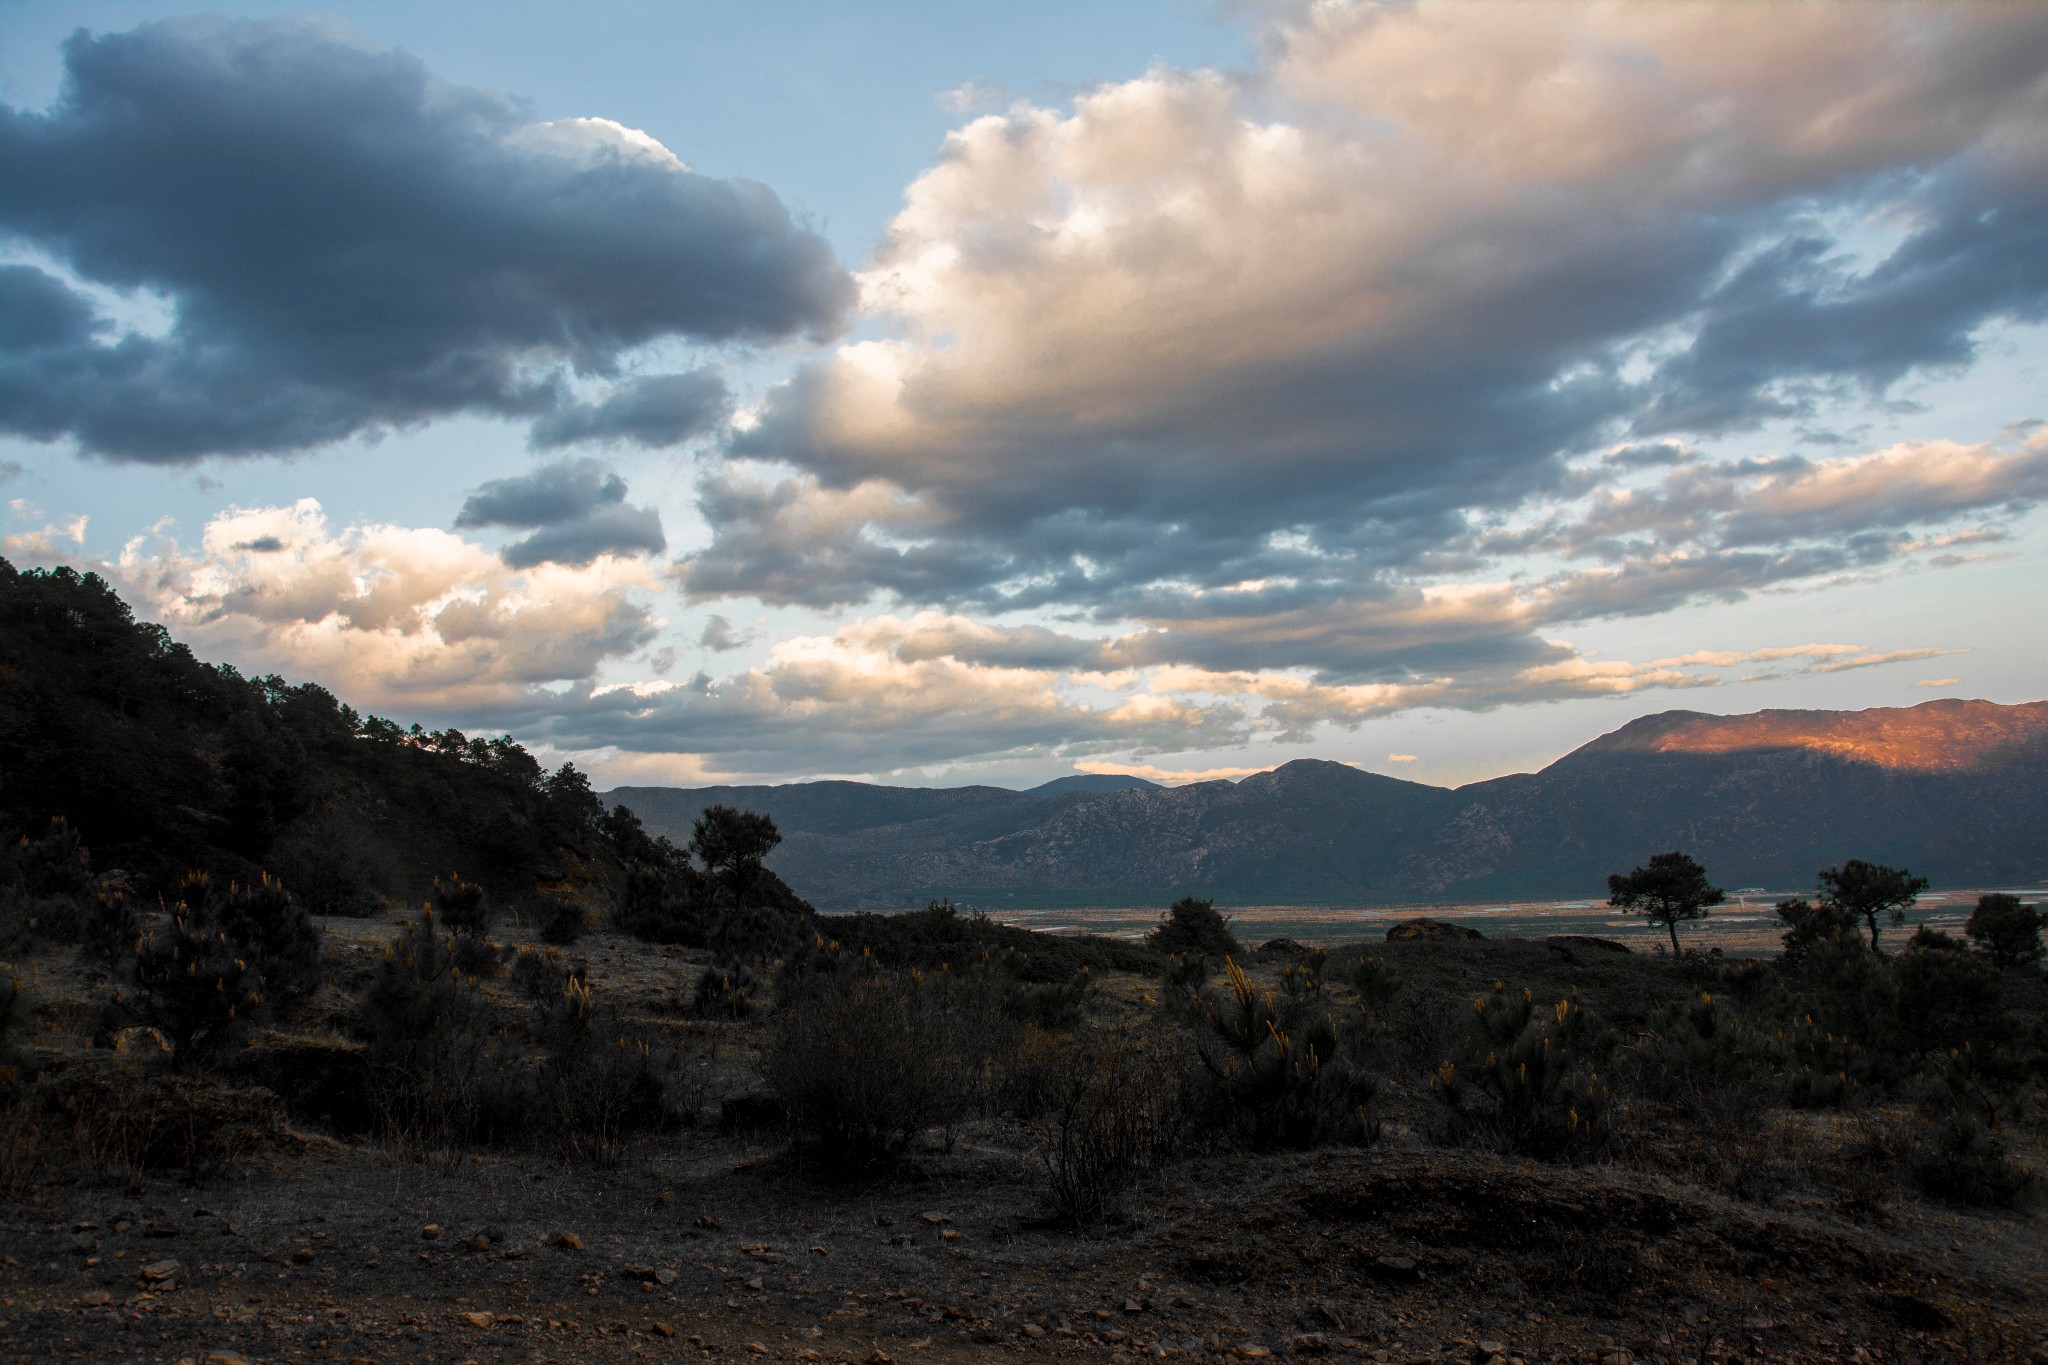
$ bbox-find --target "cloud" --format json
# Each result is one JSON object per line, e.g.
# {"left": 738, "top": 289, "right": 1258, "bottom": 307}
{"left": 529, "top": 369, "right": 732, "bottom": 449}
{"left": 112, "top": 499, "right": 660, "bottom": 711}
{"left": 0, "top": 17, "right": 851, "bottom": 462}
{"left": 1805, "top": 646, "right": 1969, "bottom": 674}
{"left": 1074, "top": 760, "right": 1262, "bottom": 785}
{"left": 682, "top": 3, "right": 2048, "bottom": 631}
{"left": 1912, "top": 677, "right": 1963, "bottom": 688}
{"left": 1386, "top": 754, "right": 1418, "bottom": 763}
{"left": 698, "top": 615, "right": 750, "bottom": 652}
{"left": 455, "top": 459, "right": 666, "bottom": 567}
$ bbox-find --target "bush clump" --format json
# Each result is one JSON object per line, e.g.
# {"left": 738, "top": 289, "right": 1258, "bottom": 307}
{"left": 761, "top": 966, "right": 981, "bottom": 1174}
{"left": 1180, "top": 957, "right": 1378, "bottom": 1151}
{"left": 1430, "top": 984, "right": 1611, "bottom": 1161}
{"left": 1148, "top": 896, "right": 1240, "bottom": 964}
{"left": 1034, "top": 1026, "right": 1193, "bottom": 1224}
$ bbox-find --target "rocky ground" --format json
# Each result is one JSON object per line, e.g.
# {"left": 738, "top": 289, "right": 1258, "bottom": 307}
{"left": 3, "top": 919, "right": 2046, "bottom": 1365}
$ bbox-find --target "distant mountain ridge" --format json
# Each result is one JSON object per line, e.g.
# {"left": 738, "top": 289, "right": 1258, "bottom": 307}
{"left": 607, "top": 699, "right": 2048, "bottom": 909}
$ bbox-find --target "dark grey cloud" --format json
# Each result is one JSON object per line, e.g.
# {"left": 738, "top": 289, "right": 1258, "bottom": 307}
{"left": 0, "top": 18, "right": 852, "bottom": 462}
{"left": 698, "top": 615, "right": 750, "bottom": 652}
{"left": 530, "top": 369, "right": 732, "bottom": 449}
{"left": 456, "top": 458, "right": 666, "bottom": 567}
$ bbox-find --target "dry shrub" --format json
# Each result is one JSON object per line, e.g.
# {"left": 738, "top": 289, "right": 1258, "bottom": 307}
{"left": 1, "top": 1064, "right": 283, "bottom": 1192}
{"left": 1035, "top": 1025, "right": 1194, "bottom": 1223}
{"left": 761, "top": 967, "right": 980, "bottom": 1174}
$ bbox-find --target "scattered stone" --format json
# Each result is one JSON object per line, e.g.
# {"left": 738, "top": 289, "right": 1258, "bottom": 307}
{"left": 1476, "top": 1341, "right": 1508, "bottom": 1361}
{"left": 697, "top": 1214, "right": 722, "bottom": 1230}
{"left": 200, "top": 1352, "right": 250, "bottom": 1365}
{"left": 1023, "top": 1324, "right": 1046, "bottom": 1339}
{"left": 466, "top": 1234, "right": 490, "bottom": 1253}
{"left": 140, "top": 1259, "right": 181, "bottom": 1283}
{"left": 867, "top": 1352, "right": 894, "bottom": 1365}
{"left": 1234, "top": 1347, "right": 1273, "bottom": 1360}
{"left": 420, "top": 1223, "right": 441, "bottom": 1239}
{"left": 652, "top": 1322, "right": 675, "bottom": 1338}
{"left": 81, "top": 1290, "right": 111, "bottom": 1307}
{"left": 552, "top": 1231, "right": 583, "bottom": 1251}
{"left": 1369, "top": 1254, "right": 1420, "bottom": 1282}
{"left": 1385, "top": 918, "right": 1483, "bottom": 941}
{"left": 458, "top": 1311, "right": 495, "bottom": 1329}
{"left": 291, "top": 1247, "right": 316, "bottom": 1264}
{"left": 1288, "top": 1333, "right": 1331, "bottom": 1355}
{"left": 1124, "top": 1298, "right": 1143, "bottom": 1313}
{"left": 918, "top": 1212, "right": 951, "bottom": 1226}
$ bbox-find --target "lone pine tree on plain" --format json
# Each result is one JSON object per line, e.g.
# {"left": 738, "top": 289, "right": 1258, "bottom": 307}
{"left": 1607, "top": 851, "right": 1725, "bottom": 956}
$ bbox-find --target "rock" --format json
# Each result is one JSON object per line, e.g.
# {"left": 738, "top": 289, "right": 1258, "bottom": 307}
{"left": 1545, "top": 935, "right": 1629, "bottom": 954}
{"left": 81, "top": 1290, "right": 111, "bottom": 1307}
{"left": 1288, "top": 1333, "right": 1331, "bottom": 1355}
{"left": 1476, "top": 1341, "right": 1508, "bottom": 1360}
{"left": 696, "top": 1213, "right": 722, "bottom": 1230}
{"left": 918, "top": 1211, "right": 952, "bottom": 1226}
{"left": 140, "top": 1258, "right": 181, "bottom": 1282}
{"left": 1386, "top": 918, "right": 1483, "bottom": 941}
{"left": 1234, "top": 1347, "right": 1273, "bottom": 1360}
{"left": 458, "top": 1311, "right": 495, "bottom": 1329}
{"left": 200, "top": 1352, "right": 250, "bottom": 1365}
{"left": 1023, "top": 1324, "right": 1046, "bottom": 1339}
{"left": 867, "top": 1352, "right": 895, "bottom": 1365}
{"left": 420, "top": 1224, "right": 441, "bottom": 1240}
{"left": 1123, "top": 1298, "right": 1143, "bottom": 1313}
{"left": 290, "top": 1247, "right": 316, "bottom": 1264}
{"left": 466, "top": 1234, "right": 490, "bottom": 1253}
{"left": 1259, "top": 938, "right": 1311, "bottom": 957}
{"left": 1368, "top": 1253, "right": 1419, "bottom": 1282}
{"left": 652, "top": 1322, "right": 675, "bottom": 1337}
{"left": 552, "top": 1231, "right": 583, "bottom": 1250}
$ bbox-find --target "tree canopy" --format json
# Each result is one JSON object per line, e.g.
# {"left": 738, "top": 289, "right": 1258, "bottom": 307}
{"left": 1607, "top": 851, "right": 1724, "bottom": 956}
{"left": 1817, "top": 859, "right": 1929, "bottom": 955}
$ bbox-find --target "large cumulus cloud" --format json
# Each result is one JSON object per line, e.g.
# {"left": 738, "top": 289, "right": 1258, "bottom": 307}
{"left": 681, "top": 3, "right": 2048, "bottom": 673}
{"left": 0, "top": 17, "right": 851, "bottom": 462}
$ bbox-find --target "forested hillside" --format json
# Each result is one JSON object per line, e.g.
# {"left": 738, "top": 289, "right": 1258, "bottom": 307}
{"left": 0, "top": 558, "right": 631, "bottom": 912}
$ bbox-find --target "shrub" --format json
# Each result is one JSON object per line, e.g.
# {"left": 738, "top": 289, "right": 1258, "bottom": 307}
{"left": 1183, "top": 958, "right": 1378, "bottom": 1150}
{"left": 534, "top": 977, "right": 683, "bottom": 1164}
{"left": 118, "top": 873, "right": 266, "bottom": 1067}
{"left": 1965, "top": 893, "right": 2046, "bottom": 971}
{"left": 1776, "top": 896, "right": 1862, "bottom": 967}
{"left": 614, "top": 862, "right": 705, "bottom": 946}
{"left": 1914, "top": 1116, "right": 2039, "bottom": 1209}
{"left": 1430, "top": 984, "right": 1610, "bottom": 1161}
{"left": 358, "top": 908, "right": 516, "bottom": 1149}
{"left": 1, "top": 818, "right": 97, "bottom": 951}
{"left": 1035, "top": 1026, "right": 1192, "bottom": 1223}
{"left": 689, "top": 962, "right": 759, "bottom": 1020}
{"left": 448, "top": 928, "right": 506, "bottom": 979}
{"left": 214, "top": 872, "right": 322, "bottom": 1008}
{"left": 76, "top": 885, "right": 139, "bottom": 965}
{"left": 433, "top": 875, "right": 491, "bottom": 933}
{"left": 1148, "top": 897, "right": 1240, "bottom": 963}
{"left": 511, "top": 946, "right": 584, "bottom": 1004}
{"left": 538, "top": 891, "right": 588, "bottom": 946}
{"left": 761, "top": 966, "right": 976, "bottom": 1174}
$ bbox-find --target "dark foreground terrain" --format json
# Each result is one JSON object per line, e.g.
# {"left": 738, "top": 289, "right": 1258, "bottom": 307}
{"left": 4, "top": 917, "right": 2045, "bottom": 1365}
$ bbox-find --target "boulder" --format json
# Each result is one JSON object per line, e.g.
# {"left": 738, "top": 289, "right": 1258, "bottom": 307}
{"left": 1258, "top": 937, "right": 1312, "bottom": 957}
{"left": 1385, "top": 917, "right": 1483, "bottom": 942}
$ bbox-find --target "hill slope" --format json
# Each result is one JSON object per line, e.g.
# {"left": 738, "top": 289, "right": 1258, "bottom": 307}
{"left": 610, "top": 700, "right": 2048, "bottom": 908}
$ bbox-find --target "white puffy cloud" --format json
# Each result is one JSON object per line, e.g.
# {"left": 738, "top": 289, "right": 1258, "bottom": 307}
{"left": 115, "top": 499, "right": 660, "bottom": 712}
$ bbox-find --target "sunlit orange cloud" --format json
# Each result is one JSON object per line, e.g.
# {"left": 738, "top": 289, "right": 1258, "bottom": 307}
{"left": 1075, "top": 760, "right": 1268, "bottom": 785}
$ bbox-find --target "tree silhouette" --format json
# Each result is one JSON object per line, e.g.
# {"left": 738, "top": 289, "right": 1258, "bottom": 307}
{"left": 1965, "top": 893, "right": 2045, "bottom": 971}
{"left": 1607, "top": 851, "right": 1724, "bottom": 955}
{"left": 1817, "top": 859, "right": 1929, "bottom": 955}
{"left": 691, "top": 804, "right": 781, "bottom": 903}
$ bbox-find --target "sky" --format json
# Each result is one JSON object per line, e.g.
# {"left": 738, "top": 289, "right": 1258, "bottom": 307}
{"left": 3, "top": 1, "right": 2047, "bottom": 792}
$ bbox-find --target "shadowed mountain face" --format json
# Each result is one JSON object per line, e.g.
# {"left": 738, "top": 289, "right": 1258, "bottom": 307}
{"left": 607, "top": 700, "right": 2048, "bottom": 909}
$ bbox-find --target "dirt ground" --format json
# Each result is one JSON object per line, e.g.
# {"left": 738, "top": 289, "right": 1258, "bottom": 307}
{"left": 4, "top": 918, "right": 2046, "bottom": 1365}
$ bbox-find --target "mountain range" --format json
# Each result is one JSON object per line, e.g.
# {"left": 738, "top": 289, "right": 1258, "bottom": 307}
{"left": 606, "top": 698, "right": 2048, "bottom": 909}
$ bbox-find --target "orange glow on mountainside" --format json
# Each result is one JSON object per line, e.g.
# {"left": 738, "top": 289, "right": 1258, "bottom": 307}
{"left": 1637, "top": 699, "right": 2048, "bottom": 771}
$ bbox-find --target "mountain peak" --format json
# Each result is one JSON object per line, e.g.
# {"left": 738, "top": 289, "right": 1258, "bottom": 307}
{"left": 1568, "top": 698, "right": 2048, "bottom": 771}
